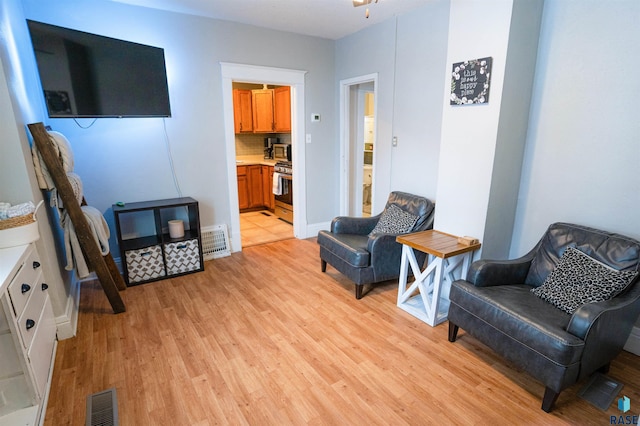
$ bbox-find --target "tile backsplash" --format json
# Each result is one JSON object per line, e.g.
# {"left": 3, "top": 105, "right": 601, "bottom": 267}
{"left": 235, "top": 133, "right": 292, "bottom": 156}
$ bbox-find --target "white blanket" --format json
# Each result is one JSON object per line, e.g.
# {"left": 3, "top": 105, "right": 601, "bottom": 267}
{"left": 32, "top": 130, "right": 75, "bottom": 190}
{"left": 62, "top": 205, "right": 110, "bottom": 278}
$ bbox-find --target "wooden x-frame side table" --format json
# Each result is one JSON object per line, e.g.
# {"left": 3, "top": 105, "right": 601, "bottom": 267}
{"left": 396, "top": 230, "right": 481, "bottom": 326}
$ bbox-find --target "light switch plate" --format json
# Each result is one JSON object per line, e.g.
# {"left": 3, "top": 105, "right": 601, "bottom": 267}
{"left": 311, "top": 113, "right": 321, "bottom": 122}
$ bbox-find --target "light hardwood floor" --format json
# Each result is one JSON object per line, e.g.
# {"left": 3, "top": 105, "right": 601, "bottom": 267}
{"left": 45, "top": 238, "right": 640, "bottom": 425}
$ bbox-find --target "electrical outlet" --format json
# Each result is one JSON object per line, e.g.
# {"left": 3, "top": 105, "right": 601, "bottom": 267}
{"left": 392, "top": 136, "right": 398, "bottom": 147}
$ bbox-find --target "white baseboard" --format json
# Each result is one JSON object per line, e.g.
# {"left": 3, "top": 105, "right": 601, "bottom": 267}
{"left": 306, "top": 221, "right": 331, "bottom": 239}
{"left": 55, "top": 259, "right": 124, "bottom": 340}
{"left": 54, "top": 259, "right": 124, "bottom": 339}
{"left": 624, "top": 325, "right": 640, "bottom": 356}
{"left": 55, "top": 277, "right": 81, "bottom": 340}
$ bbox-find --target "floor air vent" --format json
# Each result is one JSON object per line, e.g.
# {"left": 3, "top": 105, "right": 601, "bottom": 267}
{"left": 86, "top": 387, "right": 119, "bottom": 426}
{"left": 201, "top": 225, "right": 231, "bottom": 260}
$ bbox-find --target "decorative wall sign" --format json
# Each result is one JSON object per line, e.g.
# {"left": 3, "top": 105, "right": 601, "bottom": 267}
{"left": 450, "top": 57, "right": 492, "bottom": 106}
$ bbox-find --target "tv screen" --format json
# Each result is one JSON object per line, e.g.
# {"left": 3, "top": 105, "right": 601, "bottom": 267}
{"left": 26, "top": 20, "right": 172, "bottom": 118}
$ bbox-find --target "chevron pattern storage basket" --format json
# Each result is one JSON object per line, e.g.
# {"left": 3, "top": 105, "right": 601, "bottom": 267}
{"left": 125, "top": 245, "right": 166, "bottom": 283}
{"left": 164, "top": 239, "right": 201, "bottom": 275}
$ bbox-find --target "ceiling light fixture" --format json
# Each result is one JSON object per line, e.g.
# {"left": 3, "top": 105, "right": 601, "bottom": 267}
{"left": 352, "top": 0, "right": 379, "bottom": 18}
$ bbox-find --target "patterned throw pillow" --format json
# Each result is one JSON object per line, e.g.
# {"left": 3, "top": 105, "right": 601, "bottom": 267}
{"left": 369, "top": 204, "right": 419, "bottom": 236}
{"left": 531, "top": 246, "right": 638, "bottom": 315}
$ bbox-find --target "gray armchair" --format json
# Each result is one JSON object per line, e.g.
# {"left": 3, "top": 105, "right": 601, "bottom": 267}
{"left": 448, "top": 222, "right": 640, "bottom": 412}
{"left": 317, "top": 191, "right": 435, "bottom": 299}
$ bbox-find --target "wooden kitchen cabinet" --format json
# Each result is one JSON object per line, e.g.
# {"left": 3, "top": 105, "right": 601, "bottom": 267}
{"left": 273, "top": 86, "right": 291, "bottom": 132}
{"left": 237, "top": 165, "right": 250, "bottom": 210}
{"left": 262, "top": 165, "right": 275, "bottom": 210}
{"left": 238, "top": 165, "right": 268, "bottom": 210}
{"left": 252, "top": 89, "right": 275, "bottom": 133}
{"left": 234, "top": 86, "right": 291, "bottom": 134}
{"left": 233, "top": 89, "right": 253, "bottom": 133}
{"left": 247, "top": 165, "right": 263, "bottom": 208}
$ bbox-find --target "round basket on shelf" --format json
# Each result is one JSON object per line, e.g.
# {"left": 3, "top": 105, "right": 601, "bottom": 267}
{"left": 0, "top": 213, "right": 36, "bottom": 230}
{"left": 0, "top": 201, "right": 43, "bottom": 249}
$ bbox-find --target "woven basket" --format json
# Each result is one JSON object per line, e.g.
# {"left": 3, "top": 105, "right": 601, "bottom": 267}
{"left": 0, "top": 214, "right": 36, "bottom": 230}
{"left": 0, "top": 201, "right": 43, "bottom": 249}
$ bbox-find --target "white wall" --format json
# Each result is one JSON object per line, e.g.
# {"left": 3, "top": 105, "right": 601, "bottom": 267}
{"left": 434, "top": 0, "right": 514, "bottom": 245}
{"left": 18, "top": 0, "right": 336, "bottom": 253}
{"left": 482, "top": 0, "right": 544, "bottom": 259}
{"left": 0, "top": 57, "right": 31, "bottom": 201}
{"left": 335, "top": 19, "right": 398, "bottom": 215}
{"left": 334, "top": 2, "right": 451, "bottom": 216}
{"left": 389, "top": 2, "right": 450, "bottom": 202}
{"left": 1, "top": 0, "right": 73, "bottom": 330}
{"left": 510, "top": 0, "right": 640, "bottom": 256}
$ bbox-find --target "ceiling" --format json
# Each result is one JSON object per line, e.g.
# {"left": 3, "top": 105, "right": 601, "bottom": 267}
{"left": 109, "top": 0, "right": 434, "bottom": 40}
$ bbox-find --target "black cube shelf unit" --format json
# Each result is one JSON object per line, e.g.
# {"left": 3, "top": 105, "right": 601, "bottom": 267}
{"left": 113, "top": 197, "right": 204, "bottom": 285}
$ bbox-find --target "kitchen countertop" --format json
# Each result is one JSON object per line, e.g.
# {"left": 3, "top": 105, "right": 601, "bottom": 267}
{"left": 236, "top": 155, "right": 279, "bottom": 166}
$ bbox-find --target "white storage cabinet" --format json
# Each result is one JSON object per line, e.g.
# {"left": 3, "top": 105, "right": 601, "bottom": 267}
{"left": 0, "top": 243, "right": 57, "bottom": 425}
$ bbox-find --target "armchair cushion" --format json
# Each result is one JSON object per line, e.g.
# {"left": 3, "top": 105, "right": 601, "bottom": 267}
{"left": 320, "top": 233, "right": 370, "bottom": 268}
{"left": 531, "top": 247, "right": 638, "bottom": 314}
{"left": 450, "top": 282, "right": 583, "bottom": 366}
{"left": 369, "top": 204, "right": 419, "bottom": 236}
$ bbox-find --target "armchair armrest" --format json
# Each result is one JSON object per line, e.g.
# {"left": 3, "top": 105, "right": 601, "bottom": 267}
{"left": 367, "top": 232, "right": 400, "bottom": 255}
{"left": 368, "top": 233, "right": 403, "bottom": 275}
{"left": 566, "top": 284, "right": 640, "bottom": 375}
{"left": 567, "top": 284, "right": 640, "bottom": 340}
{"left": 331, "top": 214, "right": 381, "bottom": 235}
{"left": 467, "top": 253, "right": 535, "bottom": 287}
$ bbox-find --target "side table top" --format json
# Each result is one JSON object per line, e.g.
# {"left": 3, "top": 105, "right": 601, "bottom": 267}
{"left": 396, "top": 230, "right": 481, "bottom": 258}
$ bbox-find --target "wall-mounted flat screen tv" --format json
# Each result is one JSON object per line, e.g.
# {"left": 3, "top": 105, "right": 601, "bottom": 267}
{"left": 26, "top": 20, "right": 172, "bottom": 118}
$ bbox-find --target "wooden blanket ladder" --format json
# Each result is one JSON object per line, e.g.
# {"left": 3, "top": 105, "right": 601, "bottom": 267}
{"left": 28, "top": 122, "right": 126, "bottom": 314}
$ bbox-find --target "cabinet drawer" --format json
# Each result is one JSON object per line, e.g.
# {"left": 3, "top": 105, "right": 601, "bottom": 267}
{"left": 7, "top": 247, "right": 42, "bottom": 317}
{"left": 164, "top": 239, "right": 201, "bottom": 275}
{"left": 0, "top": 333, "right": 22, "bottom": 379}
{"left": 125, "top": 245, "right": 166, "bottom": 284}
{"left": 17, "top": 273, "right": 47, "bottom": 351}
{"left": 274, "top": 202, "right": 293, "bottom": 224}
{"left": 0, "top": 375, "right": 31, "bottom": 417}
{"left": 27, "top": 294, "right": 56, "bottom": 399}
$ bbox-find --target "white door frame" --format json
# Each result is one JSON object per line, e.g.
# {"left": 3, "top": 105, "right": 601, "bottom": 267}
{"left": 339, "top": 73, "right": 378, "bottom": 216}
{"left": 221, "top": 63, "right": 307, "bottom": 252}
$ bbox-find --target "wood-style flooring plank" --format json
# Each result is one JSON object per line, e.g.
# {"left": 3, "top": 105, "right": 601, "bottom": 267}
{"left": 44, "top": 238, "right": 640, "bottom": 425}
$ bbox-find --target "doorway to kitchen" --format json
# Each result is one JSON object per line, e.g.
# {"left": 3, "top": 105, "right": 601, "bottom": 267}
{"left": 221, "top": 63, "right": 307, "bottom": 252}
{"left": 339, "top": 73, "right": 378, "bottom": 217}
{"left": 233, "top": 82, "right": 293, "bottom": 247}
